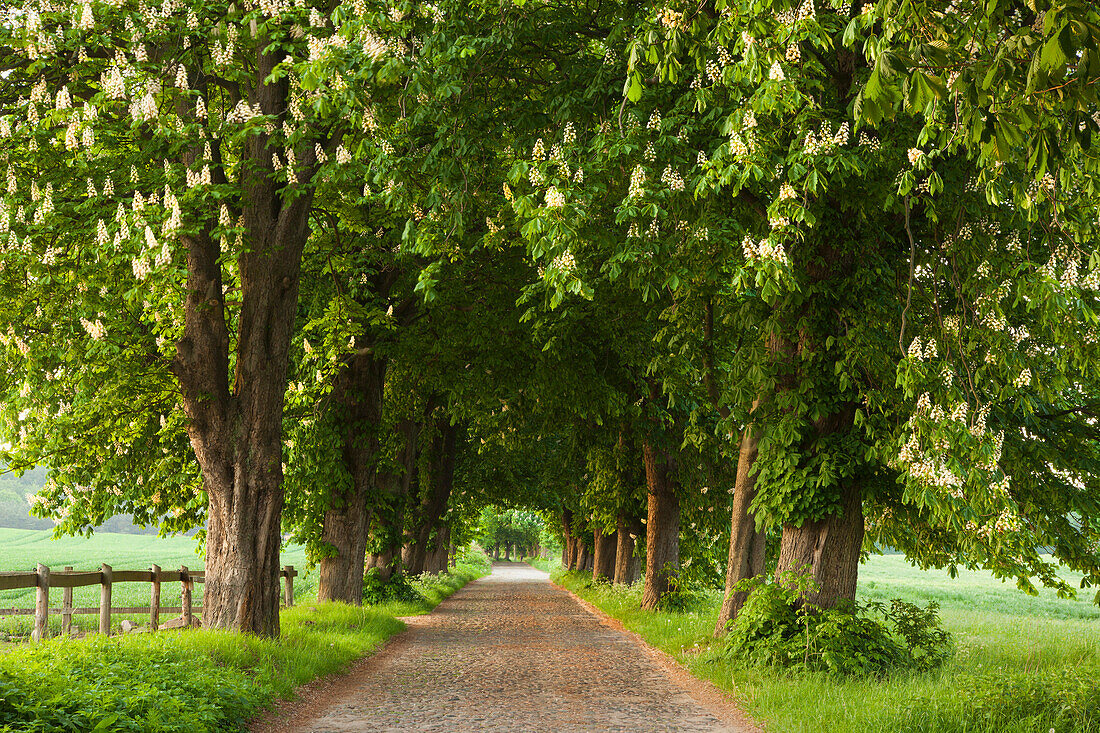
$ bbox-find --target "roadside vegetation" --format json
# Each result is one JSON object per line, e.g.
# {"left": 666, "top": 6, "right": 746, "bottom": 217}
{"left": 554, "top": 555, "right": 1100, "bottom": 733}
{"left": 0, "top": 546, "right": 490, "bottom": 731}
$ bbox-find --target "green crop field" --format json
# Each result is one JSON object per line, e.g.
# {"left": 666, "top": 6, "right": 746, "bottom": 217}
{"left": 0, "top": 529, "right": 312, "bottom": 638}
{"left": 557, "top": 553, "right": 1100, "bottom": 733}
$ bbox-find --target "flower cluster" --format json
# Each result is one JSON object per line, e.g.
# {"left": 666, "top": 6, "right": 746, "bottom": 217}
{"left": 661, "top": 166, "right": 684, "bottom": 192}
{"left": 742, "top": 235, "right": 790, "bottom": 265}
{"left": 658, "top": 7, "right": 683, "bottom": 29}
{"left": 79, "top": 317, "right": 106, "bottom": 341}
{"left": 552, "top": 250, "right": 576, "bottom": 273}
{"left": 627, "top": 165, "right": 646, "bottom": 199}
{"left": 858, "top": 132, "right": 881, "bottom": 151}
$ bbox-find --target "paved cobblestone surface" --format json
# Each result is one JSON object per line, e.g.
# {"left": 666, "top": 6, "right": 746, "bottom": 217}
{"left": 290, "top": 562, "right": 755, "bottom": 732}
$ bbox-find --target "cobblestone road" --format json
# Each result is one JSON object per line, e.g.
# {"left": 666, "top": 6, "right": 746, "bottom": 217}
{"left": 280, "top": 562, "right": 756, "bottom": 732}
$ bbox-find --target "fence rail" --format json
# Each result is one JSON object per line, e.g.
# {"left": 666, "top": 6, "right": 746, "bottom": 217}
{"left": 0, "top": 564, "right": 297, "bottom": 642}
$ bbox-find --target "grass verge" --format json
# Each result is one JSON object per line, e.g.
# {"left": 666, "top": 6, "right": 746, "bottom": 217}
{"left": 553, "top": 557, "right": 1100, "bottom": 733}
{"left": 0, "top": 551, "right": 490, "bottom": 732}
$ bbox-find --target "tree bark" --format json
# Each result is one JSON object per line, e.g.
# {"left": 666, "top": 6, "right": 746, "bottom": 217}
{"left": 365, "top": 419, "right": 418, "bottom": 582}
{"left": 641, "top": 438, "right": 680, "bottom": 610}
{"left": 575, "top": 539, "right": 590, "bottom": 572}
{"left": 592, "top": 528, "right": 616, "bottom": 582}
{"left": 174, "top": 51, "right": 321, "bottom": 636}
{"left": 561, "top": 509, "right": 574, "bottom": 569}
{"left": 404, "top": 419, "right": 458, "bottom": 575}
{"left": 775, "top": 406, "right": 864, "bottom": 609}
{"left": 317, "top": 352, "right": 388, "bottom": 604}
{"left": 701, "top": 300, "right": 770, "bottom": 634}
{"left": 425, "top": 524, "right": 450, "bottom": 574}
{"left": 613, "top": 518, "right": 636, "bottom": 585}
{"left": 715, "top": 401, "right": 768, "bottom": 635}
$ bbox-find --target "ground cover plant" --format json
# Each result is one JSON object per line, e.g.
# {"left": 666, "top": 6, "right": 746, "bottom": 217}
{"left": 0, "top": 546, "right": 489, "bottom": 731}
{"left": 553, "top": 554, "right": 1100, "bottom": 733}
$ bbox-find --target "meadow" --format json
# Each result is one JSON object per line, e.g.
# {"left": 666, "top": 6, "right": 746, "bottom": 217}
{"left": 0, "top": 528, "right": 310, "bottom": 638}
{"left": 555, "top": 554, "right": 1100, "bottom": 733}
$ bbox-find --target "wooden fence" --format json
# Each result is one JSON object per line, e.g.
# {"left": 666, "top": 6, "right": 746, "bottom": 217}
{"left": 0, "top": 564, "right": 297, "bottom": 642}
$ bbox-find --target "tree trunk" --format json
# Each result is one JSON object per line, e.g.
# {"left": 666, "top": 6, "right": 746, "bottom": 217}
{"left": 592, "top": 528, "right": 616, "bottom": 582}
{"left": 425, "top": 524, "right": 450, "bottom": 574}
{"left": 175, "top": 54, "right": 320, "bottom": 636}
{"left": 715, "top": 403, "right": 768, "bottom": 635}
{"left": 365, "top": 419, "right": 418, "bottom": 583}
{"left": 561, "top": 509, "right": 574, "bottom": 569}
{"left": 575, "top": 540, "right": 590, "bottom": 572}
{"left": 775, "top": 478, "right": 863, "bottom": 608}
{"left": 404, "top": 419, "right": 458, "bottom": 575}
{"left": 641, "top": 438, "right": 680, "bottom": 610}
{"left": 317, "top": 352, "right": 388, "bottom": 604}
{"left": 775, "top": 406, "right": 864, "bottom": 609}
{"left": 613, "top": 519, "right": 636, "bottom": 585}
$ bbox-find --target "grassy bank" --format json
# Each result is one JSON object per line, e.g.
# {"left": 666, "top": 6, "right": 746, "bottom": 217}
{"left": 0, "top": 548, "right": 490, "bottom": 731}
{"left": 554, "top": 555, "right": 1100, "bottom": 733}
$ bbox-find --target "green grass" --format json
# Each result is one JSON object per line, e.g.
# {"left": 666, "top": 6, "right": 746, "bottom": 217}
{"left": 0, "top": 541, "right": 490, "bottom": 731}
{"left": 0, "top": 528, "right": 310, "bottom": 638}
{"left": 554, "top": 554, "right": 1100, "bottom": 733}
{"left": 0, "top": 602, "right": 403, "bottom": 732}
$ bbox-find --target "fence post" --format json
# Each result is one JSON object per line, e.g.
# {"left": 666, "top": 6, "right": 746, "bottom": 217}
{"left": 181, "top": 566, "right": 192, "bottom": 627}
{"left": 32, "top": 564, "right": 49, "bottom": 642}
{"left": 99, "top": 563, "right": 112, "bottom": 636}
{"left": 283, "top": 565, "right": 293, "bottom": 608}
{"left": 61, "top": 566, "right": 73, "bottom": 636}
{"left": 149, "top": 564, "right": 161, "bottom": 631}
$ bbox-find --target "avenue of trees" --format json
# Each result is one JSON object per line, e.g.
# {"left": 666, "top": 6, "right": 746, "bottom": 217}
{"left": 2, "top": 0, "right": 1100, "bottom": 644}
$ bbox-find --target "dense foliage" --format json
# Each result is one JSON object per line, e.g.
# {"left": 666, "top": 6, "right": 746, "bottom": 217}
{"left": 2, "top": 0, "right": 1099, "bottom": 653}
{"left": 719, "top": 573, "right": 952, "bottom": 676}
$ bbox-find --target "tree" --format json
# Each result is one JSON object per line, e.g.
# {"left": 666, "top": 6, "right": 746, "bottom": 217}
{"left": 0, "top": 0, "right": 393, "bottom": 634}
{"left": 613, "top": 0, "right": 1100, "bottom": 622}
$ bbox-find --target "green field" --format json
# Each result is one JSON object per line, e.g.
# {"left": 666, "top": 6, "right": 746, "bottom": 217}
{"left": 555, "top": 554, "right": 1100, "bottom": 733}
{"left": 0, "top": 528, "right": 311, "bottom": 638}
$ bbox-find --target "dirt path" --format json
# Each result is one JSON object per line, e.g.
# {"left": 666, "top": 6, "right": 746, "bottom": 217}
{"left": 250, "top": 562, "right": 761, "bottom": 732}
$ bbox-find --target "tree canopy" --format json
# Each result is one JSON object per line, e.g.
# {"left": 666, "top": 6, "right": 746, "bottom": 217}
{"left": 3, "top": 0, "right": 1100, "bottom": 636}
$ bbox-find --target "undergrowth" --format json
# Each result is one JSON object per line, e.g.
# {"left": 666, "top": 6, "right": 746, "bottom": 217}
{"left": 718, "top": 572, "right": 952, "bottom": 677}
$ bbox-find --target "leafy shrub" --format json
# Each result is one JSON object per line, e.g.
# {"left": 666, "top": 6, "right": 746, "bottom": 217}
{"left": 655, "top": 571, "right": 707, "bottom": 613}
{"left": 362, "top": 568, "right": 423, "bottom": 605}
{"left": 719, "top": 572, "right": 952, "bottom": 677}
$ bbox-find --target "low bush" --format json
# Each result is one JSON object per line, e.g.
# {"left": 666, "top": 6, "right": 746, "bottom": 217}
{"left": 362, "top": 568, "right": 422, "bottom": 605}
{"left": 719, "top": 573, "right": 952, "bottom": 677}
